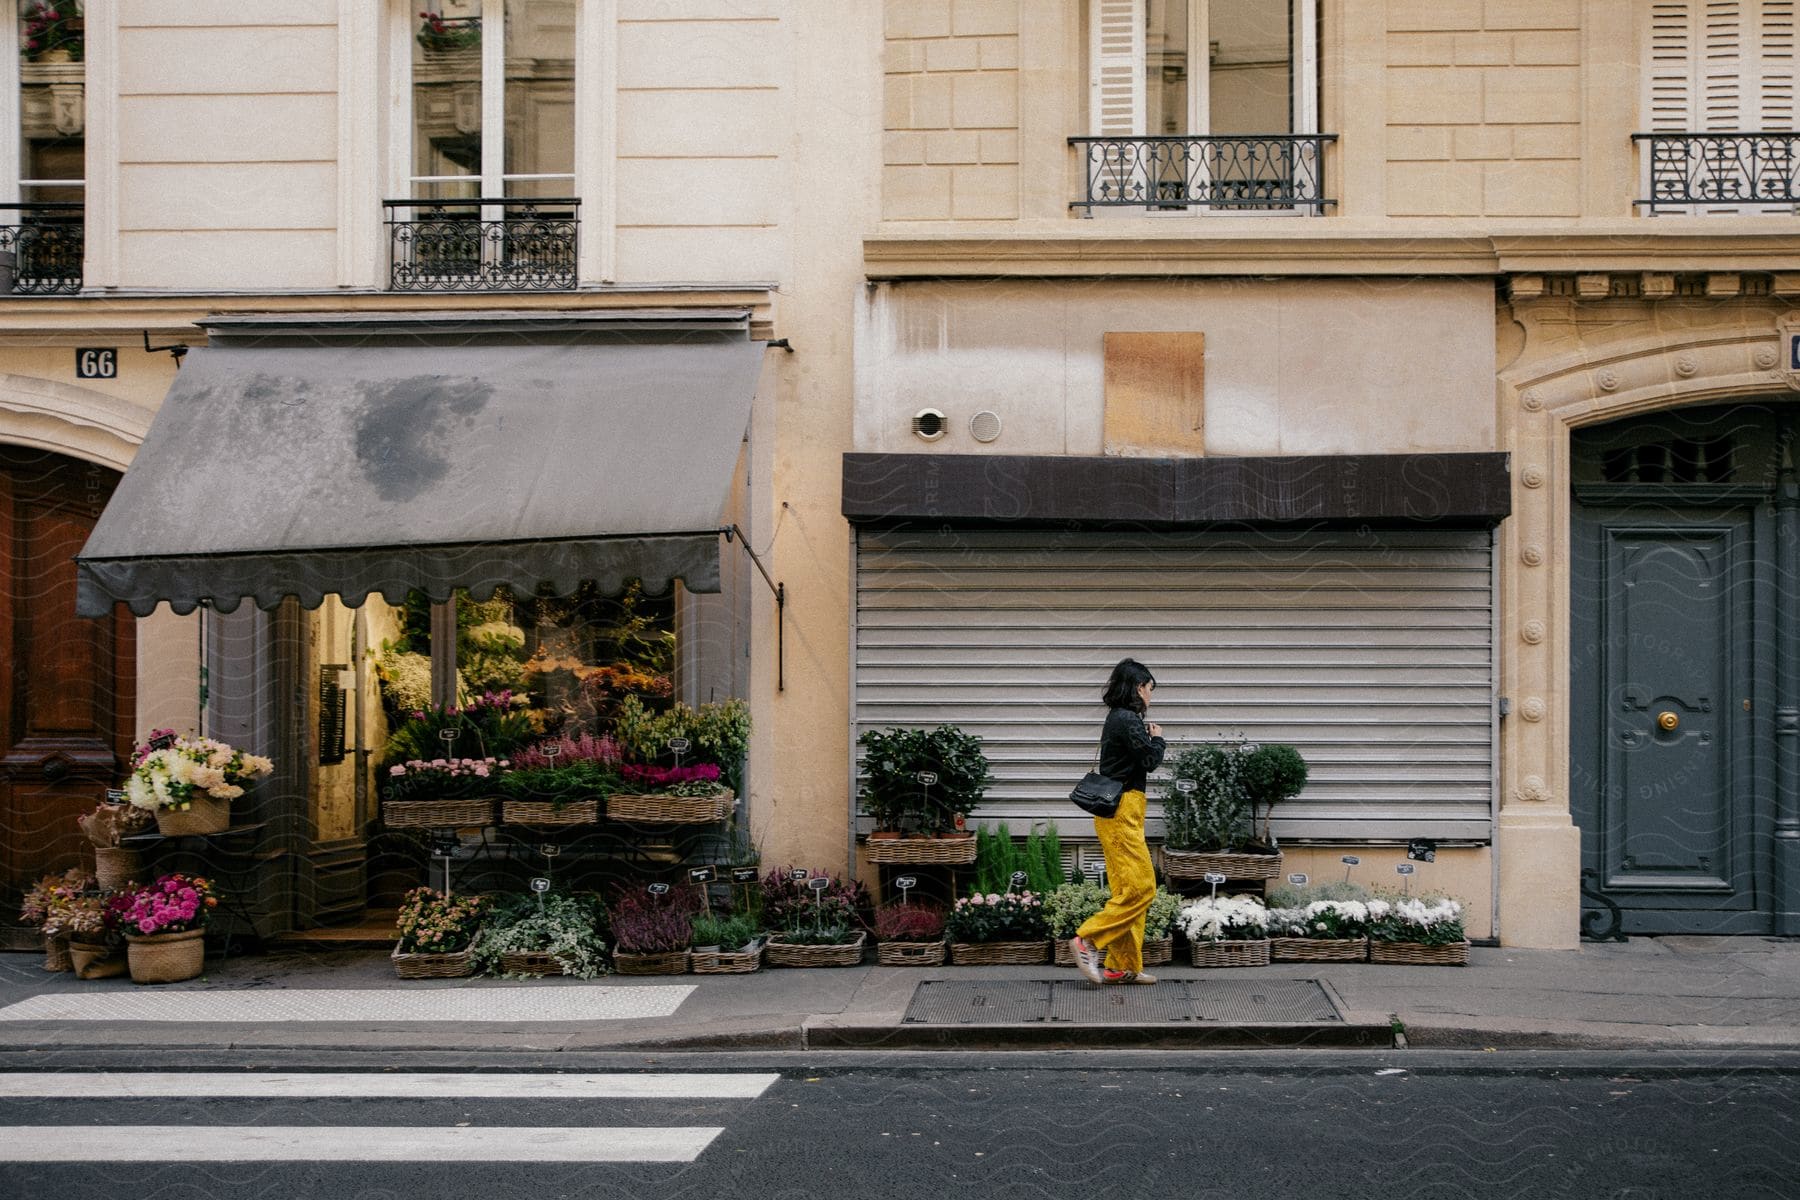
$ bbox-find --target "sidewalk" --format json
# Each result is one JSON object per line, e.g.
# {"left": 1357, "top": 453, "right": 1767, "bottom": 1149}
{"left": 0, "top": 936, "right": 1794, "bottom": 1054}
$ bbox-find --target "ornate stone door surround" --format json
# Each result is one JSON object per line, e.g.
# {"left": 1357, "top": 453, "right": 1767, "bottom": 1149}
{"left": 1498, "top": 271, "right": 1800, "bottom": 948}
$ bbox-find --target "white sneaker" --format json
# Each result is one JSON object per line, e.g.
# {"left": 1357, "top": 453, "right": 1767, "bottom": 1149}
{"left": 1069, "top": 936, "right": 1104, "bottom": 985}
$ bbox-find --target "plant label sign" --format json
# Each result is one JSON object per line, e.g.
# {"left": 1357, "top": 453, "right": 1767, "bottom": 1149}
{"left": 790, "top": 869, "right": 811, "bottom": 882}
{"left": 1287, "top": 873, "right": 1309, "bottom": 886}
{"left": 1407, "top": 839, "right": 1437, "bottom": 863}
{"left": 647, "top": 883, "right": 671, "bottom": 896}
{"left": 105, "top": 789, "right": 127, "bottom": 804}
{"left": 1010, "top": 871, "right": 1029, "bottom": 888}
{"left": 1202, "top": 872, "right": 1228, "bottom": 885}
{"left": 1175, "top": 779, "right": 1198, "bottom": 793}
{"left": 1083, "top": 863, "right": 1105, "bottom": 880}
{"left": 666, "top": 738, "right": 690, "bottom": 753}
{"left": 731, "top": 867, "right": 760, "bottom": 883}
{"left": 688, "top": 866, "right": 716, "bottom": 884}
{"left": 915, "top": 771, "right": 938, "bottom": 786}
{"left": 539, "top": 844, "right": 561, "bottom": 858}
{"left": 1340, "top": 855, "right": 1361, "bottom": 866}
{"left": 807, "top": 877, "right": 832, "bottom": 892}
{"left": 529, "top": 878, "right": 551, "bottom": 894}
{"left": 894, "top": 876, "right": 917, "bottom": 891}
{"left": 1395, "top": 864, "right": 1416, "bottom": 876}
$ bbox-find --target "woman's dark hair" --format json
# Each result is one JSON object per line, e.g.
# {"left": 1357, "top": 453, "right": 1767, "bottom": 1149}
{"left": 1102, "top": 658, "right": 1156, "bottom": 713}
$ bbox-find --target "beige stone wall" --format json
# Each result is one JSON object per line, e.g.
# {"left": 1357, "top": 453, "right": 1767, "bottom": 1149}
{"left": 882, "top": 0, "right": 1021, "bottom": 221}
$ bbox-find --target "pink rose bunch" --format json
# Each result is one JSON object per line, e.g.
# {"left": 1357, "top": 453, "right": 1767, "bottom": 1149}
{"left": 106, "top": 873, "right": 217, "bottom": 937}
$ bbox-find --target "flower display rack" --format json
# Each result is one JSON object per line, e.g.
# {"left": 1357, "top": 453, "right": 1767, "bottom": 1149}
{"left": 863, "top": 835, "right": 978, "bottom": 866}
{"left": 1161, "top": 847, "right": 1283, "bottom": 881}
{"left": 1271, "top": 936, "right": 1368, "bottom": 963}
{"left": 607, "top": 791, "right": 734, "bottom": 825}
{"left": 1370, "top": 939, "right": 1470, "bottom": 966}
{"left": 390, "top": 944, "right": 475, "bottom": 979}
{"left": 499, "top": 798, "right": 600, "bottom": 827}
{"left": 1188, "top": 938, "right": 1272, "bottom": 968}
{"left": 950, "top": 939, "right": 1049, "bottom": 966}
{"left": 382, "top": 798, "right": 495, "bottom": 829}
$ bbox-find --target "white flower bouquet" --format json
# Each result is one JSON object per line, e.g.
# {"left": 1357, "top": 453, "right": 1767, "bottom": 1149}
{"left": 126, "top": 736, "right": 274, "bottom": 813}
{"left": 1368, "top": 896, "right": 1465, "bottom": 946}
{"left": 1176, "top": 894, "right": 1269, "bottom": 943}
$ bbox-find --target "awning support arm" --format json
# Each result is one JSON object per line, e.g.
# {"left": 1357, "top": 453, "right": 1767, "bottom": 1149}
{"left": 723, "top": 524, "right": 785, "bottom": 692}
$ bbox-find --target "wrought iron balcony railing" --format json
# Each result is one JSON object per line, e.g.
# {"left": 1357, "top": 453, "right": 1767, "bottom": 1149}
{"left": 0, "top": 202, "right": 84, "bottom": 294}
{"left": 1633, "top": 132, "right": 1800, "bottom": 210}
{"left": 1069, "top": 134, "right": 1336, "bottom": 213}
{"left": 385, "top": 197, "right": 579, "bottom": 291}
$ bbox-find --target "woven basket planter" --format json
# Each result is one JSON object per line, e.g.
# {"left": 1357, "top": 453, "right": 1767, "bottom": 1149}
{"left": 154, "top": 796, "right": 229, "bottom": 837}
{"left": 1188, "top": 938, "right": 1272, "bottom": 968}
{"left": 127, "top": 928, "right": 206, "bottom": 984}
{"left": 391, "top": 943, "right": 475, "bottom": 979}
{"left": 1161, "top": 847, "right": 1283, "bottom": 881}
{"left": 69, "top": 940, "right": 128, "bottom": 980}
{"left": 499, "top": 950, "right": 569, "bottom": 977}
{"left": 500, "top": 798, "right": 600, "bottom": 827}
{"left": 764, "top": 931, "right": 867, "bottom": 968}
{"left": 1052, "top": 935, "right": 1174, "bottom": 968}
{"left": 382, "top": 797, "right": 494, "bottom": 829}
{"left": 42, "top": 934, "right": 71, "bottom": 973}
{"left": 863, "top": 835, "right": 978, "bottom": 865}
{"left": 93, "top": 845, "right": 144, "bottom": 891}
{"left": 613, "top": 949, "right": 693, "bottom": 976}
{"left": 691, "top": 940, "right": 765, "bottom": 975}
{"left": 877, "top": 939, "right": 947, "bottom": 967}
{"left": 1370, "top": 939, "right": 1470, "bottom": 966}
{"left": 1271, "top": 936, "right": 1369, "bottom": 963}
{"left": 951, "top": 939, "right": 1050, "bottom": 966}
{"left": 607, "top": 791, "right": 734, "bottom": 825}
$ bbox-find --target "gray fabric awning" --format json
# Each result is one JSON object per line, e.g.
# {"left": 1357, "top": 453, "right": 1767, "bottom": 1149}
{"left": 77, "top": 322, "right": 765, "bottom": 616}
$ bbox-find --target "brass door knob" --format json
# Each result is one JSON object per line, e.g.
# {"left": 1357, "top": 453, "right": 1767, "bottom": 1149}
{"left": 1657, "top": 711, "right": 1680, "bottom": 732}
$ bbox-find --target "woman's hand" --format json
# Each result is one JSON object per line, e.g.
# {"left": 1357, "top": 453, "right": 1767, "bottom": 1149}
{"left": 1146, "top": 722, "right": 1163, "bottom": 738}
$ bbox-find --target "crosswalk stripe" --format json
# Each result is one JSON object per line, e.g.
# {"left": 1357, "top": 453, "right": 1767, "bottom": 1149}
{"left": 0, "top": 1126, "right": 725, "bottom": 1163}
{"left": 0, "top": 1072, "right": 779, "bottom": 1100}
{"left": 0, "top": 985, "right": 694, "bottom": 1023}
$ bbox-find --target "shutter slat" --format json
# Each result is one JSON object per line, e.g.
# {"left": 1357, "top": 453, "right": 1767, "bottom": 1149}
{"left": 1090, "top": 0, "right": 1145, "bottom": 136}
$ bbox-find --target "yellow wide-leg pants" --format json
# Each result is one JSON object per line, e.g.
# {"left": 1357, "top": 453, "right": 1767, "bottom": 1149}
{"left": 1075, "top": 789, "right": 1154, "bottom": 974}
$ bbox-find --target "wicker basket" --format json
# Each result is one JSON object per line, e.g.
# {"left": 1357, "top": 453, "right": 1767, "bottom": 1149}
{"left": 382, "top": 797, "right": 495, "bottom": 829}
{"left": 500, "top": 950, "right": 568, "bottom": 977}
{"left": 691, "top": 940, "right": 765, "bottom": 975}
{"left": 93, "top": 845, "right": 144, "bottom": 891}
{"left": 1271, "top": 936, "right": 1369, "bottom": 963}
{"left": 877, "top": 939, "right": 947, "bottom": 967}
{"left": 1188, "top": 938, "right": 1272, "bottom": 968}
{"left": 42, "top": 934, "right": 71, "bottom": 973}
{"left": 1370, "top": 939, "right": 1470, "bottom": 966}
{"left": 613, "top": 949, "right": 693, "bottom": 975}
{"left": 1161, "top": 847, "right": 1283, "bottom": 881}
{"left": 69, "top": 940, "right": 128, "bottom": 980}
{"left": 607, "top": 791, "right": 734, "bottom": 825}
{"left": 863, "top": 835, "right": 979, "bottom": 865}
{"left": 155, "top": 796, "right": 229, "bottom": 837}
{"left": 500, "top": 798, "right": 600, "bottom": 827}
{"left": 126, "top": 928, "right": 206, "bottom": 984}
{"left": 391, "top": 943, "right": 475, "bottom": 979}
{"left": 951, "top": 939, "right": 1050, "bottom": 966}
{"left": 1053, "top": 935, "right": 1174, "bottom": 967}
{"left": 764, "top": 931, "right": 867, "bottom": 967}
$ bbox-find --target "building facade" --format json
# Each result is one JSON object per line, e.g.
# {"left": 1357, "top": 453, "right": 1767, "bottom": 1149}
{"left": 1, "top": 1, "right": 1794, "bottom": 948}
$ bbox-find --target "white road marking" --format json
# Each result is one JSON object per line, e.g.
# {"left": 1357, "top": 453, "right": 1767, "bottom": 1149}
{"left": 0, "top": 1126, "right": 724, "bottom": 1163}
{"left": 0, "top": 985, "right": 694, "bottom": 1023}
{"left": 0, "top": 1072, "right": 778, "bottom": 1100}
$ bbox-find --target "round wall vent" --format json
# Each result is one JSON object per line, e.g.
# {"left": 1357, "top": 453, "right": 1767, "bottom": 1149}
{"left": 912, "top": 408, "right": 947, "bottom": 441}
{"left": 969, "top": 410, "right": 1002, "bottom": 443}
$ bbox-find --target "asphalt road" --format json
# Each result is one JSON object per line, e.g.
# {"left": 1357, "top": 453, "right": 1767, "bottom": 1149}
{"left": 0, "top": 1049, "right": 1794, "bottom": 1199}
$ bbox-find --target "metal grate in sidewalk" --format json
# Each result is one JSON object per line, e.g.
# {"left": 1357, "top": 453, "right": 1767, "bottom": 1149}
{"left": 903, "top": 979, "right": 1341, "bottom": 1025}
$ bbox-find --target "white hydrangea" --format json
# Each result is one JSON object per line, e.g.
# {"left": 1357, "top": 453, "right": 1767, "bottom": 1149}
{"left": 1393, "top": 897, "right": 1461, "bottom": 927}
{"left": 1306, "top": 899, "right": 1369, "bottom": 924}
{"left": 1177, "top": 895, "right": 1268, "bottom": 943}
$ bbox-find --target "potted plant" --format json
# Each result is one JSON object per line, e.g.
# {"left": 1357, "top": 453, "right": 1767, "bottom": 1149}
{"left": 498, "top": 733, "right": 618, "bottom": 826}
{"left": 1051, "top": 885, "right": 1180, "bottom": 966}
{"left": 610, "top": 695, "right": 752, "bottom": 795}
{"left": 77, "top": 801, "right": 151, "bottom": 891}
{"left": 21, "top": 2, "right": 82, "bottom": 63}
{"left": 380, "top": 691, "right": 536, "bottom": 773}
{"left": 946, "top": 890, "right": 1050, "bottom": 965}
{"left": 20, "top": 867, "right": 92, "bottom": 972}
{"left": 416, "top": 10, "right": 480, "bottom": 53}
{"left": 857, "top": 725, "right": 991, "bottom": 863}
{"left": 689, "top": 910, "right": 765, "bottom": 974}
{"left": 1266, "top": 886, "right": 1373, "bottom": 963}
{"left": 391, "top": 887, "right": 486, "bottom": 978}
{"left": 873, "top": 901, "right": 948, "bottom": 966}
{"left": 471, "top": 889, "right": 609, "bottom": 979}
{"left": 59, "top": 892, "right": 125, "bottom": 980}
{"left": 761, "top": 868, "right": 869, "bottom": 967}
{"left": 1160, "top": 738, "right": 1290, "bottom": 882}
{"left": 1368, "top": 894, "right": 1470, "bottom": 966}
{"left": 126, "top": 732, "right": 274, "bottom": 836}
{"left": 608, "top": 762, "right": 735, "bottom": 826}
{"left": 1176, "top": 893, "right": 1272, "bottom": 967}
{"left": 109, "top": 873, "right": 217, "bottom": 984}
{"left": 381, "top": 755, "right": 508, "bottom": 829}
{"left": 609, "top": 884, "right": 697, "bottom": 975}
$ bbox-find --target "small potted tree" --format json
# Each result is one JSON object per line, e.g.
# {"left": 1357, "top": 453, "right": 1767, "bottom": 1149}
{"left": 1160, "top": 738, "right": 1299, "bottom": 883}
{"left": 857, "top": 725, "right": 991, "bottom": 865}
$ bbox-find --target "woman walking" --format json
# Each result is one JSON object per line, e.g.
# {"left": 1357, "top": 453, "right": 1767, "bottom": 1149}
{"left": 1070, "top": 658, "right": 1166, "bottom": 985}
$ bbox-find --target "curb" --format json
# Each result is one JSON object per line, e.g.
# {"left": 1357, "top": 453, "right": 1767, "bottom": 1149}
{"left": 800, "top": 1016, "right": 1395, "bottom": 1050}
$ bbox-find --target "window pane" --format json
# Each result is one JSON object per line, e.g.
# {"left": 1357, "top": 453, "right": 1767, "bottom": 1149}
{"left": 18, "top": 0, "right": 84, "bottom": 202}
{"left": 504, "top": 0, "right": 575, "bottom": 200}
{"left": 412, "top": 3, "right": 482, "bottom": 199}
{"left": 1208, "top": 0, "right": 1293, "bottom": 135}
{"left": 1145, "top": 0, "right": 1190, "bottom": 136}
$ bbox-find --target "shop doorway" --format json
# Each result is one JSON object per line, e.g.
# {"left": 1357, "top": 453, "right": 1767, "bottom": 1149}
{"left": 1570, "top": 402, "right": 1792, "bottom": 934}
{"left": 0, "top": 448, "right": 135, "bottom": 896}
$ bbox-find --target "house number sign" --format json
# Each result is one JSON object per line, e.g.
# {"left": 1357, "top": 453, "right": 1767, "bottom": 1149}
{"left": 76, "top": 348, "right": 117, "bottom": 379}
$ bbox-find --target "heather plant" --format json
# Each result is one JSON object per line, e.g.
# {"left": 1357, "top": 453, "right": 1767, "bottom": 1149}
{"left": 609, "top": 886, "right": 697, "bottom": 955}
{"left": 616, "top": 762, "right": 729, "bottom": 797}
{"left": 759, "top": 867, "right": 870, "bottom": 935}
{"left": 873, "top": 902, "right": 947, "bottom": 943}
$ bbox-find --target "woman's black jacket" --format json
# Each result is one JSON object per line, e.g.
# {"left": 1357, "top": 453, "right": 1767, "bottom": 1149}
{"left": 1097, "top": 707, "right": 1166, "bottom": 794}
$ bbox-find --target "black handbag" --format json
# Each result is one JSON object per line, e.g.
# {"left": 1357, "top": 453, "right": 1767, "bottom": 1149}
{"left": 1070, "top": 737, "right": 1124, "bottom": 818}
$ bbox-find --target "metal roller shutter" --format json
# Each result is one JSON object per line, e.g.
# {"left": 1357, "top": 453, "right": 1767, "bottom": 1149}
{"left": 853, "top": 528, "right": 1496, "bottom": 842}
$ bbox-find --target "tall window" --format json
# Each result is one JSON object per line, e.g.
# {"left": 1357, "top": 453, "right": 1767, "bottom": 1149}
{"left": 2, "top": 0, "right": 83, "bottom": 292}
{"left": 1090, "top": 0, "right": 1315, "bottom": 139}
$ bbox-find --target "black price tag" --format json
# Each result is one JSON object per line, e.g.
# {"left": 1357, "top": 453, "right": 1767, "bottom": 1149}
{"left": 647, "top": 883, "right": 671, "bottom": 896}
{"left": 915, "top": 771, "right": 938, "bottom": 786}
{"left": 790, "top": 869, "right": 810, "bottom": 882}
{"left": 807, "top": 877, "right": 832, "bottom": 892}
{"left": 688, "top": 866, "right": 716, "bottom": 884}
{"left": 1010, "top": 871, "right": 1029, "bottom": 886}
{"left": 539, "top": 844, "right": 561, "bottom": 858}
{"left": 1395, "top": 864, "right": 1416, "bottom": 876}
{"left": 1407, "top": 839, "right": 1437, "bottom": 863}
{"left": 529, "top": 878, "right": 550, "bottom": 894}
{"left": 105, "top": 789, "right": 127, "bottom": 804}
{"left": 1340, "top": 855, "right": 1361, "bottom": 866}
{"left": 731, "top": 867, "right": 760, "bottom": 883}
{"left": 895, "top": 876, "right": 917, "bottom": 891}
{"left": 1287, "top": 873, "right": 1309, "bottom": 886}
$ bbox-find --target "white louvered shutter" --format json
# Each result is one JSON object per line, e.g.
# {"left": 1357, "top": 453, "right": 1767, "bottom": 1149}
{"left": 1090, "top": 0, "right": 1145, "bottom": 136}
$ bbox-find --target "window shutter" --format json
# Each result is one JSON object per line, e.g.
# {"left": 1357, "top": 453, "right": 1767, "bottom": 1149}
{"left": 1700, "top": 1, "right": 1745, "bottom": 131}
{"left": 1748, "top": 0, "right": 1797, "bottom": 129}
{"left": 1646, "top": 1, "right": 1699, "bottom": 133}
{"left": 1090, "top": 0, "right": 1146, "bottom": 136}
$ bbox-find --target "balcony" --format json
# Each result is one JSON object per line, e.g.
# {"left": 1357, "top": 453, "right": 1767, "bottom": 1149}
{"left": 384, "top": 198, "right": 579, "bottom": 291}
{"left": 1069, "top": 135, "right": 1336, "bottom": 214}
{"left": 1633, "top": 132, "right": 1800, "bottom": 212}
{"left": 0, "top": 203, "right": 83, "bottom": 294}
